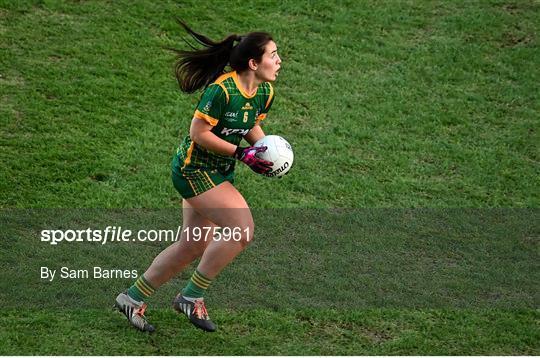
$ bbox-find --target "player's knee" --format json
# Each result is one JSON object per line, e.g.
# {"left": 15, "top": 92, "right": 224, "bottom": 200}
{"left": 233, "top": 219, "right": 254, "bottom": 248}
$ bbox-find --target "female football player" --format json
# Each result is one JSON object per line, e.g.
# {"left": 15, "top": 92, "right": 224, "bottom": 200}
{"left": 115, "top": 20, "right": 281, "bottom": 332}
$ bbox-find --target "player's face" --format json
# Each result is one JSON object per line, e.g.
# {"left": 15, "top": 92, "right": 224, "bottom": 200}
{"left": 255, "top": 41, "right": 281, "bottom": 82}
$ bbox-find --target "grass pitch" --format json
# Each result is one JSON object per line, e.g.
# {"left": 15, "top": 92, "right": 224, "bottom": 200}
{"left": 1, "top": 0, "right": 538, "bottom": 355}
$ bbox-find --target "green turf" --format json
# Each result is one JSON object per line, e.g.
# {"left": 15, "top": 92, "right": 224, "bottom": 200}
{"left": 1, "top": 308, "right": 538, "bottom": 355}
{"left": 1, "top": 0, "right": 538, "bottom": 208}
{"left": 1, "top": 0, "right": 538, "bottom": 355}
{"left": 1, "top": 209, "right": 538, "bottom": 311}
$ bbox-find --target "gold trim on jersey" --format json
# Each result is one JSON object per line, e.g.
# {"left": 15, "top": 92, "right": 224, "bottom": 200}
{"left": 216, "top": 82, "right": 229, "bottom": 103}
{"left": 265, "top": 83, "right": 274, "bottom": 109}
{"left": 232, "top": 71, "right": 257, "bottom": 99}
{"left": 214, "top": 72, "right": 234, "bottom": 83}
{"left": 213, "top": 72, "right": 233, "bottom": 103}
{"left": 181, "top": 141, "right": 195, "bottom": 170}
{"left": 194, "top": 110, "right": 219, "bottom": 126}
{"left": 256, "top": 113, "right": 267, "bottom": 125}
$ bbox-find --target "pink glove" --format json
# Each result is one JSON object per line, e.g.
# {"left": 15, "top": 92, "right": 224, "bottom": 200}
{"left": 234, "top": 146, "right": 274, "bottom": 174}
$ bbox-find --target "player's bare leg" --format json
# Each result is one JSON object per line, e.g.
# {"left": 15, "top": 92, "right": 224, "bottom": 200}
{"left": 143, "top": 200, "right": 214, "bottom": 288}
{"left": 115, "top": 200, "right": 213, "bottom": 332}
{"left": 173, "top": 181, "right": 254, "bottom": 332}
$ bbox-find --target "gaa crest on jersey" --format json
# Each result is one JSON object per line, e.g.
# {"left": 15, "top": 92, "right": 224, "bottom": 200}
{"left": 203, "top": 101, "right": 212, "bottom": 112}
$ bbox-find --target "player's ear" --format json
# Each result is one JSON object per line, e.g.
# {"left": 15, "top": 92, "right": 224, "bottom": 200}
{"left": 248, "top": 58, "right": 258, "bottom": 71}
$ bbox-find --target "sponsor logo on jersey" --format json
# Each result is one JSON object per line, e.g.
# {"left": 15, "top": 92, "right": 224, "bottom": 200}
{"left": 221, "top": 127, "right": 250, "bottom": 136}
{"left": 224, "top": 112, "right": 238, "bottom": 122}
{"left": 242, "top": 102, "right": 253, "bottom": 110}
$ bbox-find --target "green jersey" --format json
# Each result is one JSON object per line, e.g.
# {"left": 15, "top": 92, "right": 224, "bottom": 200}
{"left": 173, "top": 71, "right": 274, "bottom": 172}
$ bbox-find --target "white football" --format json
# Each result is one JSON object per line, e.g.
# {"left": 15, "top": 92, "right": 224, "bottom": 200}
{"left": 254, "top": 135, "right": 294, "bottom": 177}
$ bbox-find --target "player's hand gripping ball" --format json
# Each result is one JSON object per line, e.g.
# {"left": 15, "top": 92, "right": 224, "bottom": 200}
{"left": 253, "top": 135, "right": 294, "bottom": 177}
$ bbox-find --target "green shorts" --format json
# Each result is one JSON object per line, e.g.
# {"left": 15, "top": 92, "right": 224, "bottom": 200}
{"left": 172, "top": 168, "right": 235, "bottom": 199}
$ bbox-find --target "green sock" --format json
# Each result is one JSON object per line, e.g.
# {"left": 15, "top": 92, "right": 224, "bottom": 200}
{"left": 127, "top": 275, "right": 155, "bottom": 302}
{"left": 182, "top": 270, "right": 212, "bottom": 298}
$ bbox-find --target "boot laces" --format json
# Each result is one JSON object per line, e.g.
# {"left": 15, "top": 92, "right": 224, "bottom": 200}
{"left": 135, "top": 303, "right": 148, "bottom": 317}
{"left": 130, "top": 303, "right": 149, "bottom": 330}
{"left": 193, "top": 299, "right": 209, "bottom": 320}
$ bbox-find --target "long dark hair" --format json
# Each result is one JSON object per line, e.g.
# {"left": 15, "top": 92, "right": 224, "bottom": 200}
{"left": 169, "top": 19, "right": 273, "bottom": 93}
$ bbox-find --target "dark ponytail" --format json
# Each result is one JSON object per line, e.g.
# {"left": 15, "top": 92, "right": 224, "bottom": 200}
{"left": 169, "top": 19, "right": 273, "bottom": 93}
